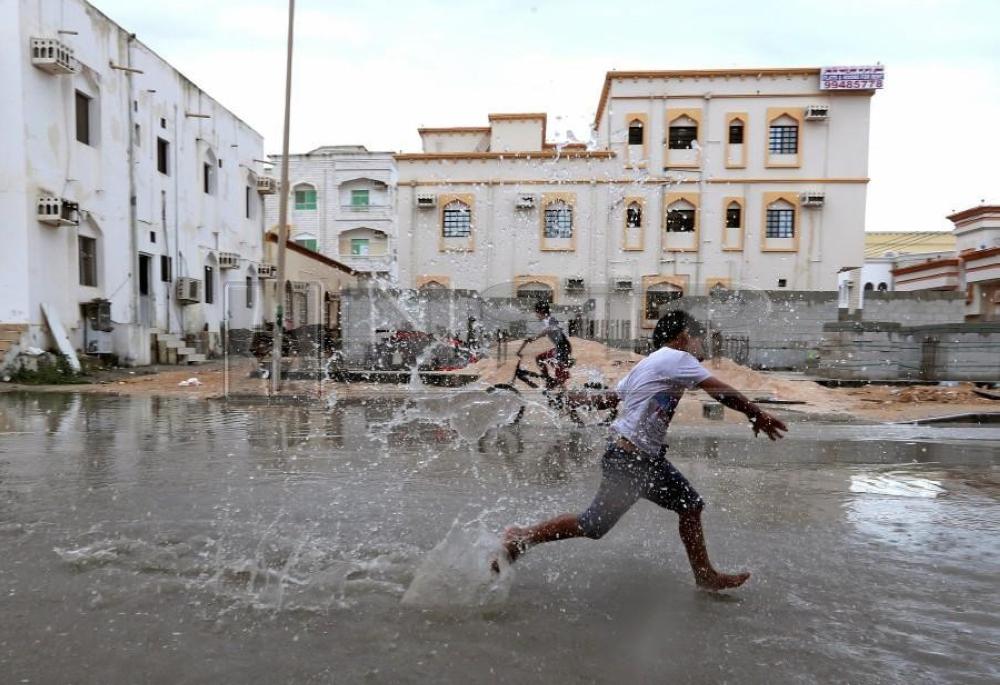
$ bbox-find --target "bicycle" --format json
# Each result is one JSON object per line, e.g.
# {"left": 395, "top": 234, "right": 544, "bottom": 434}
{"left": 487, "top": 356, "right": 619, "bottom": 427}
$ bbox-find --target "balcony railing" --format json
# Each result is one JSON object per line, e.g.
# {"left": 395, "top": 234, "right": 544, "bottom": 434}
{"left": 340, "top": 204, "right": 391, "bottom": 212}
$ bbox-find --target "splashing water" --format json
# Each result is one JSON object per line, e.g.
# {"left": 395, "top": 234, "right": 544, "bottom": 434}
{"left": 402, "top": 520, "right": 514, "bottom": 608}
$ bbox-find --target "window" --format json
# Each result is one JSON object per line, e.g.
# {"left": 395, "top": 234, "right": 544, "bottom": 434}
{"left": 295, "top": 237, "right": 318, "bottom": 251}
{"left": 544, "top": 201, "right": 573, "bottom": 239}
{"left": 160, "top": 255, "right": 172, "bottom": 282}
{"left": 351, "top": 189, "right": 370, "bottom": 207}
{"left": 864, "top": 282, "right": 874, "bottom": 291}
{"left": 728, "top": 121, "right": 744, "bottom": 144}
{"left": 517, "top": 287, "right": 552, "bottom": 303}
{"left": 627, "top": 121, "right": 644, "bottom": 145}
{"left": 726, "top": 204, "right": 742, "bottom": 228}
{"left": 626, "top": 203, "right": 642, "bottom": 228}
{"left": 777, "top": 278, "right": 787, "bottom": 288}
{"left": 878, "top": 282, "right": 888, "bottom": 292}
{"left": 766, "top": 208, "right": 795, "bottom": 238}
{"left": 294, "top": 186, "right": 317, "bottom": 210}
{"left": 134, "top": 123, "right": 141, "bottom": 147}
{"left": 75, "top": 91, "right": 91, "bottom": 145}
{"left": 204, "top": 265, "right": 214, "bottom": 304}
{"left": 203, "top": 162, "right": 214, "bottom": 195}
{"left": 138, "top": 254, "right": 150, "bottom": 296}
{"left": 442, "top": 200, "right": 472, "bottom": 238}
{"left": 246, "top": 276, "right": 254, "bottom": 309}
{"left": 150, "top": 231, "right": 156, "bottom": 243}
{"left": 157, "top": 138, "right": 169, "bottom": 175}
{"left": 351, "top": 238, "right": 370, "bottom": 256}
{"left": 645, "top": 290, "right": 681, "bottom": 320}
{"left": 668, "top": 125, "right": 697, "bottom": 150}
{"left": 78, "top": 236, "right": 97, "bottom": 286}
{"left": 769, "top": 125, "right": 799, "bottom": 154}
{"left": 666, "top": 209, "right": 696, "bottom": 233}
{"left": 160, "top": 117, "right": 166, "bottom": 129}
{"left": 245, "top": 186, "right": 252, "bottom": 219}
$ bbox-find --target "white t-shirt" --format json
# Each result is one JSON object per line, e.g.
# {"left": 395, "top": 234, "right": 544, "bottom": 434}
{"left": 610, "top": 346, "right": 712, "bottom": 456}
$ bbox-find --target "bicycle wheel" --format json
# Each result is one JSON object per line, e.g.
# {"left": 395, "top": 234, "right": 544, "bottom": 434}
{"left": 487, "top": 384, "right": 526, "bottom": 425}
{"left": 566, "top": 389, "right": 619, "bottom": 427}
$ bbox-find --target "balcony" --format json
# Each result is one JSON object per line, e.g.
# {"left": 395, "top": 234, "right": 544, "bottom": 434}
{"left": 338, "top": 253, "right": 394, "bottom": 274}
{"left": 338, "top": 204, "right": 392, "bottom": 220}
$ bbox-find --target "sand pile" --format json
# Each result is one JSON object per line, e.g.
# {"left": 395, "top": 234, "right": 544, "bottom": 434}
{"left": 463, "top": 337, "right": 644, "bottom": 387}
{"left": 851, "top": 384, "right": 996, "bottom": 405}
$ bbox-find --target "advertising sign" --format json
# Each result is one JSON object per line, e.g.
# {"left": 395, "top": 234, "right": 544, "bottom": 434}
{"left": 820, "top": 65, "right": 885, "bottom": 90}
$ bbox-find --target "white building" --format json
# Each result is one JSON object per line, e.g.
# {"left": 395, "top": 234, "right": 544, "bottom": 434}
{"left": 396, "top": 68, "right": 876, "bottom": 334}
{"left": 264, "top": 146, "right": 397, "bottom": 279}
{"left": 0, "top": 0, "right": 269, "bottom": 368}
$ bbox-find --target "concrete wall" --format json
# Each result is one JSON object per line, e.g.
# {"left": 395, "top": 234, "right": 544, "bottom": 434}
{"left": 819, "top": 321, "right": 1000, "bottom": 381}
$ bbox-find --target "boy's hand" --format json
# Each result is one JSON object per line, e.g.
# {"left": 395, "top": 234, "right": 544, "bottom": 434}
{"left": 750, "top": 411, "right": 787, "bottom": 440}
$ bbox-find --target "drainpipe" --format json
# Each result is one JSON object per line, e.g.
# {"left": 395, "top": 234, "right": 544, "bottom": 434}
{"left": 125, "top": 34, "right": 140, "bottom": 351}
{"left": 174, "top": 102, "right": 183, "bottom": 335}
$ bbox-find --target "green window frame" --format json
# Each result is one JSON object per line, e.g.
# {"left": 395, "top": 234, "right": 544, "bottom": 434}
{"left": 351, "top": 189, "right": 370, "bottom": 207}
{"left": 296, "top": 237, "right": 318, "bottom": 251}
{"left": 350, "top": 238, "right": 370, "bottom": 256}
{"left": 294, "top": 187, "right": 317, "bottom": 210}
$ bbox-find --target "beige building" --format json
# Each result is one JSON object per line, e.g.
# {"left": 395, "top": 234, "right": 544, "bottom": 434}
{"left": 395, "top": 67, "right": 876, "bottom": 332}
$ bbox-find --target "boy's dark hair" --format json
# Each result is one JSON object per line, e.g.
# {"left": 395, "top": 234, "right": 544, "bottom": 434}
{"left": 652, "top": 310, "right": 705, "bottom": 349}
{"left": 533, "top": 300, "right": 551, "bottom": 316}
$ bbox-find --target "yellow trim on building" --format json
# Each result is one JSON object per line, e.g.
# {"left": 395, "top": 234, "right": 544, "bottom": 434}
{"left": 663, "top": 191, "right": 700, "bottom": 253}
{"left": 721, "top": 196, "right": 745, "bottom": 252}
{"left": 438, "top": 193, "right": 475, "bottom": 253}
{"left": 540, "top": 192, "right": 578, "bottom": 252}
{"left": 760, "top": 191, "right": 801, "bottom": 252}
{"left": 513, "top": 274, "right": 560, "bottom": 303}
{"left": 623, "top": 196, "right": 646, "bottom": 251}
{"left": 415, "top": 275, "right": 451, "bottom": 289}
{"left": 640, "top": 274, "right": 689, "bottom": 328}
{"left": 765, "top": 107, "right": 804, "bottom": 169}
{"left": 624, "top": 112, "right": 649, "bottom": 168}
{"left": 665, "top": 108, "right": 702, "bottom": 169}
{"left": 724, "top": 112, "right": 748, "bottom": 169}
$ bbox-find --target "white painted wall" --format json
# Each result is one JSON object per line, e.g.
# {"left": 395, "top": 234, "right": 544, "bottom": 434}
{"left": 1, "top": 0, "right": 266, "bottom": 365}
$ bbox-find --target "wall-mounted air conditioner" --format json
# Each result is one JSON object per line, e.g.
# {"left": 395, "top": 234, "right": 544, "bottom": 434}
{"left": 37, "top": 196, "right": 79, "bottom": 226}
{"left": 30, "top": 38, "right": 77, "bottom": 74}
{"left": 256, "top": 176, "right": 278, "bottom": 194}
{"left": 257, "top": 263, "right": 277, "bottom": 278}
{"left": 804, "top": 105, "right": 829, "bottom": 121}
{"left": 289, "top": 281, "right": 310, "bottom": 293}
{"left": 415, "top": 193, "right": 437, "bottom": 209}
{"left": 564, "top": 277, "right": 585, "bottom": 293}
{"left": 612, "top": 279, "right": 634, "bottom": 293}
{"left": 800, "top": 191, "right": 826, "bottom": 208}
{"left": 218, "top": 252, "right": 240, "bottom": 269}
{"left": 176, "top": 277, "right": 202, "bottom": 304}
{"left": 515, "top": 194, "right": 536, "bottom": 209}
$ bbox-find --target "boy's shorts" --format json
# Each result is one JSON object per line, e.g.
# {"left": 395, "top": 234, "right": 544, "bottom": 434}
{"left": 577, "top": 442, "right": 704, "bottom": 538}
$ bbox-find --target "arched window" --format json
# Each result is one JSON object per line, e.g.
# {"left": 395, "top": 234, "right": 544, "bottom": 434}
{"left": 668, "top": 115, "right": 698, "bottom": 149}
{"left": 864, "top": 282, "right": 874, "bottom": 291}
{"left": 294, "top": 232, "right": 318, "bottom": 251}
{"left": 645, "top": 283, "right": 683, "bottom": 320}
{"left": 516, "top": 281, "right": 553, "bottom": 303}
{"left": 765, "top": 199, "right": 795, "bottom": 238}
{"left": 666, "top": 199, "right": 696, "bottom": 233}
{"left": 442, "top": 200, "right": 471, "bottom": 238}
{"left": 544, "top": 200, "right": 573, "bottom": 239}
{"left": 627, "top": 119, "right": 644, "bottom": 145}
{"left": 877, "top": 282, "right": 888, "bottom": 292}
{"left": 725, "top": 201, "right": 742, "bottom": 228}
{"left": 728, "top": 119, "right": 744, "bottom": 144}
{"left": 769, "top": 115, "right": 799, "bottom": 154}
{"left": 626, "top": 201, "right": 642, "bottom": 228}
{"left": 420, "top": 280, "right": 448, "bottom": 291}
{"left": 293, "top": 183, "right": 317, "bottom": 210}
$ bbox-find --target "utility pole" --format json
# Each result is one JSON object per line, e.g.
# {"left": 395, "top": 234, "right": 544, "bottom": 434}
{"left": 271, "top": 0, "right": 295, "bottom": 394}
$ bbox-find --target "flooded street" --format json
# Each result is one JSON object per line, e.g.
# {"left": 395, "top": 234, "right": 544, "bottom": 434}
{"left": 1, "top": 392, "right": 998, "bottom": 684}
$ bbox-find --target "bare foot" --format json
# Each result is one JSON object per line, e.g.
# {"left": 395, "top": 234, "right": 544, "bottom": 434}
{"left": 696, "top": 571, "right": 751, "bottom": 592}
{"left": 490, "top": 526, "right": 531, "bottom": 573}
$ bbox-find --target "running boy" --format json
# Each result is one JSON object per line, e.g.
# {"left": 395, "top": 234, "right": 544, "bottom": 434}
{"left": 498, "top": 311, "right": 787, "bottom": 591}
{"left": 518, "top": 300, "right": 573, "bottom": 390}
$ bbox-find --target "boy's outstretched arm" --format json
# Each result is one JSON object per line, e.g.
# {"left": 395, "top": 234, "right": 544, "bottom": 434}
{"left": 697, "top": 376, "right": 788, "bottom": 440}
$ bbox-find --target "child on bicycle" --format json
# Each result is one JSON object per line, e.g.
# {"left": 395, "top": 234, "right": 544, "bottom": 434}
{"left": 518, "top": 300, "right": 573, "bottom": 390}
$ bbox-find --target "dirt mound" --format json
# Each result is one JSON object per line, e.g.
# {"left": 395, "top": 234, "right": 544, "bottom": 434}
{"left": 463, "top": 337, "right": 643, "bottom": 386}
{"left": 701, "top": 358, "right": 848, "bottom": 412}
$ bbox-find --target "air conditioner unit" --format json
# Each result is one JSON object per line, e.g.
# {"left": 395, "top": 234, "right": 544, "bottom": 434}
{"left": 256, "top": 176, "right": 278, "bottom": 194}
{"left": 515, "top": 194, "right": 536, "bottom": 209}
{"left": 289, "top": 281, "right": 310, "bottom": 293}
{"left": 565, "top": 277, "right": 585, "bottom": 292}
{"left": 30, "top": 38, "right": 77, "bottom": 74}
{"left": 257, "top": 262, "right": 277, "bottom": 278}
{"left": 218, "top": 251, "right": 240, "bottom": 269}
{"left": 176, "top": 277, "right": 202, "bottom": 304}
{"left": 612, "top": 279, "right": 634, "bottom": 293}
{"left": 37, "top": 196, "right": 79, "bottom": 226}
{"left": 804, "top": 105, "right": 829, "bottom": 121}
{"left": 799, "top": 191, "right": 826, "bottom": 208}
{"left": 415, "top": 193, "right": 437, "bottom": 209}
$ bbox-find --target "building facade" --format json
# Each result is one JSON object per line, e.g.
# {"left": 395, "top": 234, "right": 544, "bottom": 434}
{"left": 395, "top": 68, "right": 875, "bottom": 334}
{"left": 264, "top": 146, "right": 397, "bottom": 280}
{"left": 0, "top": 0, "right": 271, "bottom": 368}
{"left": 891, "top": 206, "right": 1000, "bottom": 321}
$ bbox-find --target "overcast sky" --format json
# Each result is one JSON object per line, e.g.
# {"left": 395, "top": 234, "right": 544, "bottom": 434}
{"left": 93, "top": 0, "right": 999, "bottom": 231}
